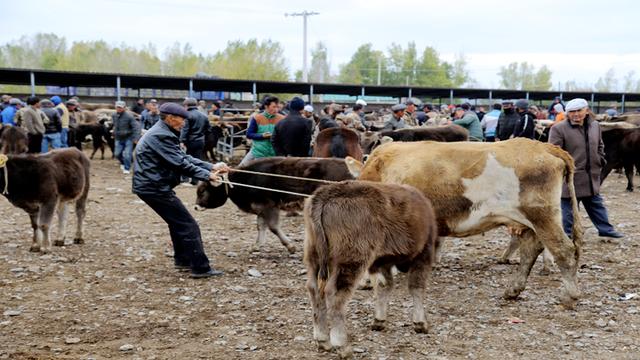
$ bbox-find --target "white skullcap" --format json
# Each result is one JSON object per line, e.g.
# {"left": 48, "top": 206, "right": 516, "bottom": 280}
{"left": 303, "top": 105, "right": 314, "bottom": 112}
{"left": 565, "top": 98, "right": 589, "bottom": 112}
{"left": 553, "top": 103, "right": 564, "bottom": 113}
{"left": 355, "top": 99, "right": 367, "bottom": 106}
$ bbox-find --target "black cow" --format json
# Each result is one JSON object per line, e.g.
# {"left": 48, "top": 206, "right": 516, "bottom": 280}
{"left": 0, "top": 148, "right": 90, "bottom": 253}
{"left": 204, "top": 123, "right": 245, "bottom": 161}
{"left": 75, "top": 119, "right": 114, "bottom": 160}
{"left": 360, "top": 125, "right": 469, "bottom": 154}
{"left": 601, "top": 127, "right": 640, "bottom": 191}
{"left": 195, "top": 157, "right": 354, "bottom": 253}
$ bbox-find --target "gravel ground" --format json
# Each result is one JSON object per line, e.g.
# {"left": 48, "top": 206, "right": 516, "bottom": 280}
{"left": 0, "top": 152, "right": 638, "bottom": 359}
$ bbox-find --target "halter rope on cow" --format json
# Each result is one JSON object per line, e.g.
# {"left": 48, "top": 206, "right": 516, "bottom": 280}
{"left": 228, "top": 168, "right": 340, "bottom": 184}
{"left": 216, "top": 179, "right": 313, "bottom": 198}
{"left": 0, "top": 154, "right": 8, "bottom": 195}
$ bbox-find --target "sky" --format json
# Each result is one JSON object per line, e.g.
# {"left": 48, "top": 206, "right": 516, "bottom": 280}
{"left": 2, "top": 0, "right": 640, "bottom": 90}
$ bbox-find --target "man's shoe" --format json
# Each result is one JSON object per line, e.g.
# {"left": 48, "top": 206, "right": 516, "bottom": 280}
{"left": 174, "top": 264, "right": 190, "bottom": 272}
{"left": 599, "top": 231, "right": 624, "bottom": 238}
{"left": 190, "top": 269, "right": 224, "bottom": 278}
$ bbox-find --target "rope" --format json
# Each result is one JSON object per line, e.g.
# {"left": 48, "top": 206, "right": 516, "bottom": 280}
{"left": 229, "top": 168, "right": 339, "bottom": 184}
{"left": 216, "top": 179, "right": 312, "bottom": 198}
{"left": 0, "top": 154, "right": 8, "bottom": 195}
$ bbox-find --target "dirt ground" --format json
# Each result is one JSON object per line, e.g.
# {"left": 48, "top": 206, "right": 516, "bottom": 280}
{"left": 1, "top": 150, "right": 639, "bottom": 360}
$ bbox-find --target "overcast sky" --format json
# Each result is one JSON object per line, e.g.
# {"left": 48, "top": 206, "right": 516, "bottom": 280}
{"left": 3, "top": 0, "right": 640, "bottom": 89}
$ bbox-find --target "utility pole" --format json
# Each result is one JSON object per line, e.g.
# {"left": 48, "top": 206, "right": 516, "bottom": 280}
{"left": 285, "top": 10, "right": 319, "bottom": 82}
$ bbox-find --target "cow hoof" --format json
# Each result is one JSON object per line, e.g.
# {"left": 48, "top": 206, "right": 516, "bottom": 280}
{"left": 503, "top": 288, "right": 522, "bottom": 300}
{"left": 497, "top": 258, "right": 510, "bottom": 265}
{"left": 561, "top": 296, "right": 578, "bottom": 310}
{"left": 29, "top": 245, "right": 40, "bottom": 253}
{"left": 40, "top": 248, "right": 50, "bottom": 254}
{"left": 316, "top": 340, "right": 332, "bottom": 352}
{"left": 286, "top": 245, "right": 297, "bottom": 254}
{"left": 371, "top": 319, "right": 386, "bottom": 331}
{"left": 626, "top": 188, "right": 634, "bottom": 192}
{"left": 53, "top": 240, "right": 65, "bottom": 247}
{"left": 413, "top": 322, "right": 429, "bottom": 334}
{"left": 336, "top": 345, "right": 353, "bottom": 359}
{"left": 73, "top": 238, "right": 84, "bottom": 244}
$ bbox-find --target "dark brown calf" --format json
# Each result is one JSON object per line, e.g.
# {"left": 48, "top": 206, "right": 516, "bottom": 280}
{"left": 0, "top": 126, "right": 28, "bottom": 154}
{"left": 0, "top": 148, "right": 90, "bottom": 253}
{"left": 312, "top": 127, "right": 363, "bottom": 161}
{"left": 304, "top": 181, "right": 438, "bottom": 358}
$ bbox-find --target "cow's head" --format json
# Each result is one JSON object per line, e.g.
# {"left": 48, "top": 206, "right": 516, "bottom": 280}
{"left": 345, "top": 156, "right": 364, "bottom": 178}
{"left": 359, "top": 131, "right": 394, "bottom": 155}
{"left": 194, "top": 180, "right": 229, "bottom": 211}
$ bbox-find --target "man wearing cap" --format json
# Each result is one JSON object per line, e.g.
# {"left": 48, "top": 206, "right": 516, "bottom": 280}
{"left": 402, "top": 99, "right": 419, "bottom": 127}
{"left": 50, "top": 96, "right": 70, "bottom": 147}
{"left": 131, "top": 98, "right": 146, "bottom": 115}
{"left": 302, "top": 104, "right": 315, "bottom": 120}
{"left": 452, "top": 103, "right": 483, "bottom": 141}
{"left": 549, "top": 98, "right": 623, "bottom": 239}
{"left": 1, "top": 98, "right": 22, "bottom": 126}
{"left": 141, "top": 100, "right": 160, "bottom": 131}
{"left": 180, "top": 98, "right": 212, "bottom": 184}
{"left": 65, "top": 99, "right": 80, "bottom": 148}
{"left": 0, "top": 95, "right": 11, "bottom": 111}
{"left": 271, "top": 97, "right": 314, "bottom": 157}
{"left": 512, "top": 99, "right": 536, "bottom": 139}
{"left": 340, "top": 102, "right": 366, "bottom": 131}
{"left": 133, "top": 102, "right": 228, "bottom": 278}
{"left": 383, "top": 104, "right": 408, "bottom": 131}
{"left": 112, "top": 101, "right": 139, "bottom": 175}
{"left": 21, "top": 96, "right": 47, "bottom": 153}
{"left": 40, "top": 99, "right": 63, "bottom": 152}
{"left": 495, "top": 100, "right": 519, "bottom": 141}
{"left": 241, "top": 95, "right": 284, "bottom": 166}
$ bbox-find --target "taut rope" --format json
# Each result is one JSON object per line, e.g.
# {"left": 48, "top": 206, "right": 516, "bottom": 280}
{"left": 0, "top": 154, "right": 8, "bottom": 195}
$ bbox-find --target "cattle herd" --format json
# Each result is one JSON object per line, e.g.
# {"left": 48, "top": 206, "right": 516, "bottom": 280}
{"left": 1, "top": 104, "right": 639, "bottom": 359}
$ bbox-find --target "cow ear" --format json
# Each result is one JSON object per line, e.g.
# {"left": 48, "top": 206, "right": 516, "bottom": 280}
{"left": 345, "top": 156, "right": 363, "bottom": 178}
{"left": 380, "top": 136, "right": 394, "bottom": 145}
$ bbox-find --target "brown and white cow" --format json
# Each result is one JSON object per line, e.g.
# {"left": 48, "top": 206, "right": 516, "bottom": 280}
{"left": 346, "top": 138, "right": 583, "bottom": 308}
{"left": 304, "top": 180, "right": 438, "bottom": 358}
{"left": 0, "top": 148, "right": 90, "bottom": 253}
{"left": 195, "top": 157, "right": 354, "bottom": 253}
{"left": 312, "top": 127, "right": 363, "bottom": 161}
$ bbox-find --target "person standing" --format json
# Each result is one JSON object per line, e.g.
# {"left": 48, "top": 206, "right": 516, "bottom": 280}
{"left": 452, "top": 105, "right": 483, "bottom": 141}
{"left": 133, "top": 103, "right": 228, "bottom": 278}
{"left": 240, "top": 96, "right": 284, "bottom": 166}
{"left": 40, "top": 99, "right": 63, "bottom": 152}
{"left": 549, "top": 98, "right": 623, "bottom": 238}
{"left": 141, "top": 101, "right": 161, "bottom": 131}
{"left": 271, "top": 97, "right": 314, "bottom": 157}
{"left": 112, "top": 101, "right": 139, "bottom": 174}
{"left": 21, "top": 97, "right": 46, "bottom": 153}
{"left": 131, "top": 98, "right": 146, "bottom": 115}
{"left": 180, "top": 98, "right": 212, "bottom": 184}
{"left": 383, "top": 104, "right": 408, "bottom": 131}
{"left": 1, "top": 98, "right": 21, "bottom": 126}
{"left": 512, "top": 99, "right": 536, "bottom": 139}
{"left": 481, "top": 103, "right": 501, "bottom": 142}
{"left": 50, "top": 96, "right": 70, "bottom": 147}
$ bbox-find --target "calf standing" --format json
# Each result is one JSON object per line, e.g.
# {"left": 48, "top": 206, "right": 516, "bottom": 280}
{"left": 304, "top": 181, "right": 439, "bottom": 358}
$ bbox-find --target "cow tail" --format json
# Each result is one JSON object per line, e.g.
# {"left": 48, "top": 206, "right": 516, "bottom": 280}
{"left": 549, "top": 144, "right": 583, "bottom": 260}
{"left": 312, "top": 199, "right": 330, "bottom": 296}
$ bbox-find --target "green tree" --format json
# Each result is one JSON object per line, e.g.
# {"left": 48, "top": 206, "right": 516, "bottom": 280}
{"left": 498, "top": 62, "right": 552, "bottom": 90}
{"left": 338, "top": 43, "right": 385, "bottom": 85}
{"left": 385, "top": 42, "right": 419, "bottom": 85}
{"left": 205, "top": 39, "right": 289, "bottom": 80}
{"left": 307, "top": 42, "right": 332, "bottom": 83}
{"left": 594, "top": 68, "right": 617, "bottom": 92}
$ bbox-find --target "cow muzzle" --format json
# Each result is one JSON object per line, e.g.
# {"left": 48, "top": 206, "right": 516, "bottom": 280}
{"left": 194, "top": 204, "right": 207, "bottom": 212}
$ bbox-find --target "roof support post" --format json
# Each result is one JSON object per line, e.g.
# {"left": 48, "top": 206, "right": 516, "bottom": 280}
{"left": 449, "top": 89, "right": 454, "bottom": 105}
{"left": 488, "top": 90, "right": 492, "bottom": 103}
{"left": 621, "top": 93, "right": 626, "bottom": 113}
{"left": 189, "top": 79, "right": 194, "bottom": 98}
{"left": 116, "top": 76, "right": 121, "bottom": 101}
{"left": 361, "top": 86, "right": 365, "bottom": 98}
{"left": 590, "top": 93, "right": 595, "bottom": 108}
{"left": 252, "top": 82, "right": 257, "bottom": 103}
{"left": 525, "top": 92, "right": 529, "bottom": 100}
{"left": 408, "top": 88, "right": 412, "bottom": 99}
{"left": 30, "top": 71, "right": 35, "bottom": 96}
{"left": 309, "top": 84, "right": 314, "bottom": 105}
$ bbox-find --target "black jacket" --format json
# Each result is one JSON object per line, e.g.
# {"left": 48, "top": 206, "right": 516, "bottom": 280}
{"left": 41, "top": 107, "right": 62, "bottom": 134}
{"left": 271, "top": 112, "right": 314, "bottom": 157}
{"left": 496, "top": 109, "right": 520, "bottom": 140}
{"left": 180, "top": 107, "right": 211, "bottom": 144}
{"left": 112, "top": 111, "right": 139, "bottom": 140}
{"left": 133, "top": 120, "right": 213, "bottom": 195}
{"left": 512, "top": 111, "right": 536, "bottom": 139}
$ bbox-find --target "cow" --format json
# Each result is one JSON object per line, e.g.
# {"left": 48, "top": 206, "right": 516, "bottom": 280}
{"left": 601, "top": 127, "right": 640, "bottom": 191}
{"left": 204, "top": 122, "right": 246, "bottom": 161}
{"left": 303, "top": 181, "right": 438, "bottom": 359}
{"left": 0, "top": 148, "right": 90, "bottom": 253}
{"left": 345, "top": 138, "right": 583, "bottom": 308}
{"left": 0, "top": 126, "right": 28, "bottom": 154}
{"left": 75, "top": 119, "right": 114, "bottom": 160}
{"left": 194, "top": 157, "right": 354, "bottom": 253}
{"left": 360, "top": 125, "right": 469, "bottom": 155}
{"left": 312, "top": 127, "right": 363, "bottom": 161}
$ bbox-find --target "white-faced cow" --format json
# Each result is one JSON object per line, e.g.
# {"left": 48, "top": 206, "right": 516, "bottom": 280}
{"left": 346, "top": 138, "right": 583, "bottom": 308}
{"left": 0, "top": 148, "right": 90, "bottom": 253}
{"left": 195, "top": 157, "right": 354, "bottom": 253}
{"left": 304, "top": 180, "right": 438, "bottom": 358}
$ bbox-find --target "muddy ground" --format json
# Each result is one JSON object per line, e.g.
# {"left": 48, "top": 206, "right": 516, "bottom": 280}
{"left": 0, "top": 150, "right": 639, "bottom": 360}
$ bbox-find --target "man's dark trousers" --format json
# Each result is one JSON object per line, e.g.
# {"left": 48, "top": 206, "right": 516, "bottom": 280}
{"left": 138, "top": 193, "right": 211, "bottom": 273}
{"left": 561, "top": 194, "right": 616, "bottom": 236}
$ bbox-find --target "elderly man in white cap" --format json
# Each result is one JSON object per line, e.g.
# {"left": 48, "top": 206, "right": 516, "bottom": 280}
{"left": 549, "top": 98, "right": 623, "bottom": 238}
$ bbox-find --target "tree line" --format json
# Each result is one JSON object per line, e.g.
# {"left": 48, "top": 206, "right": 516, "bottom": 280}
{"left": 0, "top": 33, "right": 635, "bottom": 93}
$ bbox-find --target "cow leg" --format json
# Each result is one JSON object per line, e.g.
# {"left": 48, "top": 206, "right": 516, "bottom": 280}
{"left": 38, "top": 200, "right": 58, "bottom": 254}
{"left": 498, "top": 234, "right": 521, "bottom": 264}
{"left": 54, "top": 202, "right": 69, "bottom": 246}
{"left": 28, "top": 212, "right": 41, "bottom": 252}
{"left": 325, "top": 266, "right": 362, "bottom": 359}
{"left": 504, "top": 230, "right": 543, "bottom": 300}
{"left": 624, "top": 163, "right": 634, "bottom": 192}
{"left": 90, "top": 146, "right": 98, "bottom": 160}
{"left": 250, "top": 215, "right": 268, "bottom": 252}
{"left": 408, "top": 244, "right": 434, "bottom": 334}
{"left": 264, "top": 209, "right": 296, "bottom": 254}
{"left": 306, "top": 265, "right": 330, "bottom": 352}
{"left": 371, "top": 267, "right": 393, "bottom": 331}
{"left": 539, "top": 248, "right": 554, "bottom": 275}
{"left": 74, "top": 196, "right": 88, "bottom": 244}
{"left": 539, "top": 226, "right": 580, "bottom": 309}
{"left": 433, "top": 237, "right": 444, "bottom": 264}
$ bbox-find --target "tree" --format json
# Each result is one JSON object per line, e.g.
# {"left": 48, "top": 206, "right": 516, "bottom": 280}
{"left": 497, "top": 62, "right": 552, "bottom": 90}
{"left": 307, "top": 42, "right": 332, "bottom": 83}
{"left": 563, "top": 80, "right": 593, "bottom": 92}
{"left": 594, "top": 68, "right": 617, "bottom": 92}
{"left": 338, "top": 43, "right": 385, "bottom": 85}
{"left": 205, "top": 39, "right": 289, "bottom": 81}
{"left": 385, "top": 42, "right": 419, "bottom": 85}
{"left": 413, "top": 47, "right": 451, "bottom": 87}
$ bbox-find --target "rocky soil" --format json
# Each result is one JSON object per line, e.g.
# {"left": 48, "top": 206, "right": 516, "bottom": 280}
{"left": 0, "top": 152, "right": 638, "bottom": 359}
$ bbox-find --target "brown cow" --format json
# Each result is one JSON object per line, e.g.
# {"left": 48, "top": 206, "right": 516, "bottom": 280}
{"left": 0, "top": 126, "right": 28, "bottom": 154}
{"left": 304, "top": 181, "right": 438, "bottom": 358}
{"left": 312, "top": 127, "right": 363, "bottom": 161}
{"left": 346, "top": 138, "right": 583, "bottom": 308}
{"left": 360, "top": 124, "right": 469, "bottom": 154}
{"left": 0, "top": 148, "right": 90, "bottom": 253}
{"left": 195, "top": 157, "right": 354, "bottom": 253}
